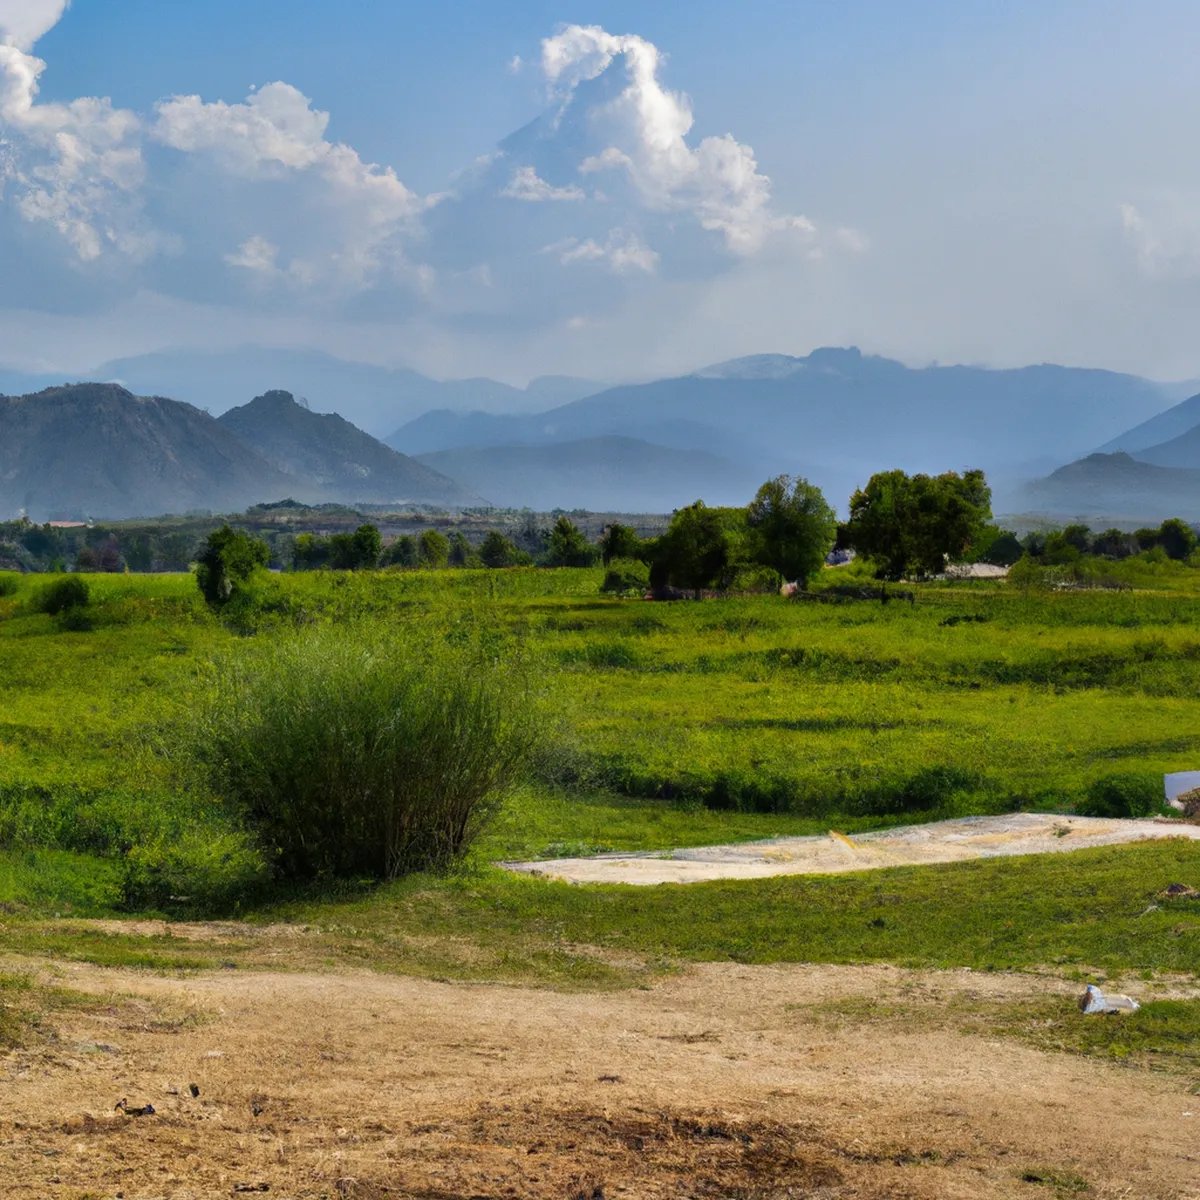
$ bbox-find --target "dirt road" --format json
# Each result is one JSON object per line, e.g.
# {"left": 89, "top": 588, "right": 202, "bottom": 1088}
{"left": 2, "top": 959, "right": 1197, "bottom": 1198}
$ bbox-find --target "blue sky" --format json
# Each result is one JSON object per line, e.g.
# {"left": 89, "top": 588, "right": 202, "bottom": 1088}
{"left": 3, "top": 0, "right": 1200, "bottom": 383}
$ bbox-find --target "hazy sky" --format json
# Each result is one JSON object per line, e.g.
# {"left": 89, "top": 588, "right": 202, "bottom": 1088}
{"left": 2, "top": 0, "right": 1200, "bottom": 383}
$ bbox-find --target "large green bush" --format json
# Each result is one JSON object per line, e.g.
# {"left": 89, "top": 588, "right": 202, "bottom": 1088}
{"left": 1076, "top": 771, "right": 1164, "bottom": 819}
{"left": 180, "top": 628, "right": 536, "bottom": 880}
{"left": 36, "top": 575, "right": 89, "bottom": 615}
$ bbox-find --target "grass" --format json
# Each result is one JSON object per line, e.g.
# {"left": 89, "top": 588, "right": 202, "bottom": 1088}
{"left": 0, "top": 565, "right": 1198, "bottom": 991}
{"left": 0, "top": 969, "right": 99, "bottom": 1048}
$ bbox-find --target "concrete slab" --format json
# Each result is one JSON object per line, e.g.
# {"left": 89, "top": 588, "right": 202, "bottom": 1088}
{"left": 502, "top": 812, "right": 1200, "bottom": 886}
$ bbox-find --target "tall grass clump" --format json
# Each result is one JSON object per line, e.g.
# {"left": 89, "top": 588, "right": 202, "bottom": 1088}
{"left": 181, "top": 627, "right": 537, "bottom": 881}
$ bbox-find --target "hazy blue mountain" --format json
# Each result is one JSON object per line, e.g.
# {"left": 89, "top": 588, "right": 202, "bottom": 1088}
{"left": 1130, "top": 420, "right": 1200, "bottom": 469}
{"left": 1018, "top": 452, "right": 1200, "bottom": 521}
{"left": 1098, "top": 392, "right": 1200, "bottom": 455}
{"left": 0, "top": 349, "right": 605, "bottom": 439}
{"left": 217, "top": 391, "right": 483, "bottom": 508}
{"left": 0, "top": 383, "right": 295, "bottom": 521}
{"left": 390, "top": 347, "right": 1176, "bottom": 510}
{"left": 414, "top": 437, "right": 762, "bottom": 513}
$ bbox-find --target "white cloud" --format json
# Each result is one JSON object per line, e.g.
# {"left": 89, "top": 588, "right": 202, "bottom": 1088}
{"left": 579, "top": 147, "right": 632, "bottom": 175}
{"left": 0, "top": 0, "right": 70, "bottom": 52}
{"left": 500, "top": 165, "right": 584, "bottom": 202}
{"left": 540, "top": 24, "right": 809, "bottom": 254}
{"left": 553, "top": 229, "right": 658, "bottom": 274}
{"left": 0, "top": 28, "right": 150, "bottom": 261}
{"left": 225, "top": 234, "right": 279, "bottom": 272}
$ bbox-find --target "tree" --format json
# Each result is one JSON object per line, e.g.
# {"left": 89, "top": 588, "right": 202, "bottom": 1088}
{"left": 328, "top": 524, "right": 381, "bottom": 570}
{"left": 845, "top": 469, "right": 992, "bottom": 579}
{"left": 1158, "top": 518, "right": 1197, "bottom": 562}
{"left": 545, "top": 516, "right": 598, "bottom": 567}
{"left": 418, "top": 529, "right": 449, "bottom": 568}
{"left": 600, "top": 522, "right": 643, "bottom": 565}
{"left": 746, "top": 475, "right": 836, "bottom": 586}
{"left": 1061, "top": 524, "right": 1093, "bottom": 555}
{"left": 195, "top": 525, "right": 269, "bottom": 607}
{"left": 1092, "top": 528, "right": 1139, "bottom": 559}
{"left": 292, "top": 532, "right": 330, "bottom": 571}
{"left": 650, "top": 501, "right": 738, "bottom": 598}
{"left": 479, "top": 530, "right": 529, "bottom": 568}
{"left": 447, "top": 531, "right": 475, "bottom": 567}
{"left": 381, "top": 534, "right": 418, "bottom": 568}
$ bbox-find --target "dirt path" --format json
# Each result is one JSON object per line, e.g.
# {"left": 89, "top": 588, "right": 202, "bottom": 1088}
{"left": 2, "top": 960, "right": 1197, "bottom": 1198}
{"left": 505, "top": 813, "right": 1200, "bottom": 885}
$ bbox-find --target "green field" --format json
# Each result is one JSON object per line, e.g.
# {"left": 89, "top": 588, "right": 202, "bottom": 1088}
{"left": 1, "top": 563, "right": 1199, "bottom": 989}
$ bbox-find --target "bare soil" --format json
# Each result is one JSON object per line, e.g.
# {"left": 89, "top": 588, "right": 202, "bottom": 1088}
{"left": 2, "top": 960, "right": 1198, "bottom": 1198}
{"left": 505, "top": 813, "right": 1200, "bottom": 885}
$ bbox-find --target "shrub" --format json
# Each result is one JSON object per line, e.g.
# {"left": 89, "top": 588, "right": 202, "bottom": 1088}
{"left": 36, "top": 575, "right": 89, "bottom": 616}
{"left": 179, "top": 628, "right": 536, "bottom": 880}
{"left": 0, "top": 572, "right": 21, "bottom": 598}
{"left": 195, "top": 525, "right": 269, "bottom": 607}
{"left": 600, "top": 557, "right": 650, "bottom": 594}
{"left": 1077, "top": 772, "right": 1164, "bottom": 819}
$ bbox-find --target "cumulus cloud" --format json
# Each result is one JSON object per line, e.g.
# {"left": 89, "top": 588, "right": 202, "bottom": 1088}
{"left": 548, "top": 229, "right": 659, "bottom": 273}
{"left": 0, "top": 0, "right": 70, "bottom": 52}
{"left": 0, "top": 6, "right": 151, "bottom": 262}
{"left": 0, "top": 7, "right": 850, "bottom": 374}
{"left": 500, "top": 165, "right": 584, "bottom": 202}
{"left": 540, "top": 24, "right": 806, "bottom": 254}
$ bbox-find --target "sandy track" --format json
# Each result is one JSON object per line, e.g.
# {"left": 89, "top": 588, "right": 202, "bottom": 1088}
{"left": 2, "top": 960, "right": 1198, "bottom": 1198}
{"left": 505, "top": 813, "right": 1200, "bottom": 885}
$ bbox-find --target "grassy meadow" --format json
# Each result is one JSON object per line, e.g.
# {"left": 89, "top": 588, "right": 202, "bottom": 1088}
{"left": 1, "top": 561, "right": 1199, "bottom": 994}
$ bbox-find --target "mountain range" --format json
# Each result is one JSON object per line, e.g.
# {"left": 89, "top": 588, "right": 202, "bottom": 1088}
{"left": 0, "top": 385, "right": 478, "bottom": 520}
{"left": 0, "top": 347, "right": 607, "bottom": 439}
{"left": 4, "top": 346, "right": 1200, "bottom": 523}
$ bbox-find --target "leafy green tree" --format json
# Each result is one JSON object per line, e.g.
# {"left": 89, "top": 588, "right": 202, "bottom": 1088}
{"left": 545, "top": 516, "right": 598, "bottom": 567}
{"left": 195, "top": 525, "right": 269, "bottom": 607}
{"left": 846, "top": 469, "right": 992, "bottom": 579}
{"left": 746, "top": 475, "right": 836, "bottom": 586}
{"left": 1042, "top": 529, "right": 1083, "bottom": 565}
{"left": 447, "top": 531, "right": 475, "bottom": 567}
{"left": 1158, "top": 518, "right": 1197, "bottom": 561}
{"left": 292, "top": 532, "right": 330, "bottom": 571}
{"left": 418, "top": 529, "right": 450, "bottom": 568}
{"left": 124, "top": 534, "right": 154, "bottom": 573}
{"left": 978, "top": 528, "right": 1023, "bottom": 567}
{"left": 650, "top": 501, "right": 740, "bottom": 598}
{"left": 381, "top": 534, "right": 418, "bottom": 568}
{"left": 1134, "top": 528, "right": 1160, "bottom": 552}
{"left": 1092, "top": 528, "right": 1139, "bottom": 559}
{"left": 479, "top": 530, "right": 529, "bottom": 568}
{"left": 328, "top": 524, "right": 382, "bottom": 570}
{"left": 599, "top": 522, "right": 643, "bottom": 565}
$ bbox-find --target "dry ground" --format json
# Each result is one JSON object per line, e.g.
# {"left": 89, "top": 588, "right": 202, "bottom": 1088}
{"left": 2, "top": 956, "right": 1199, "bottom": 1199}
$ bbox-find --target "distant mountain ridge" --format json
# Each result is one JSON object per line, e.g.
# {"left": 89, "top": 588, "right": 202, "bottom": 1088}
{"left": 0, "top": 347, "right": 607, "bottom": 439}
{"left": 1096, "top": 391, "right": 1200, "bottom": 455}
{"left": 0, "top": 383, "right": 296, "bottom": 520}
{"left": 0, "top": 384, "right": 483, "bottom": 521}
{"left": 218, "top": 391, "right": 481, "bottom": 509}
{"left": 1018, "top": 452, "right": 1200, "bottom": 521}
{"left": 388, "top": 347, "right": 1176, "bottom": 513}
